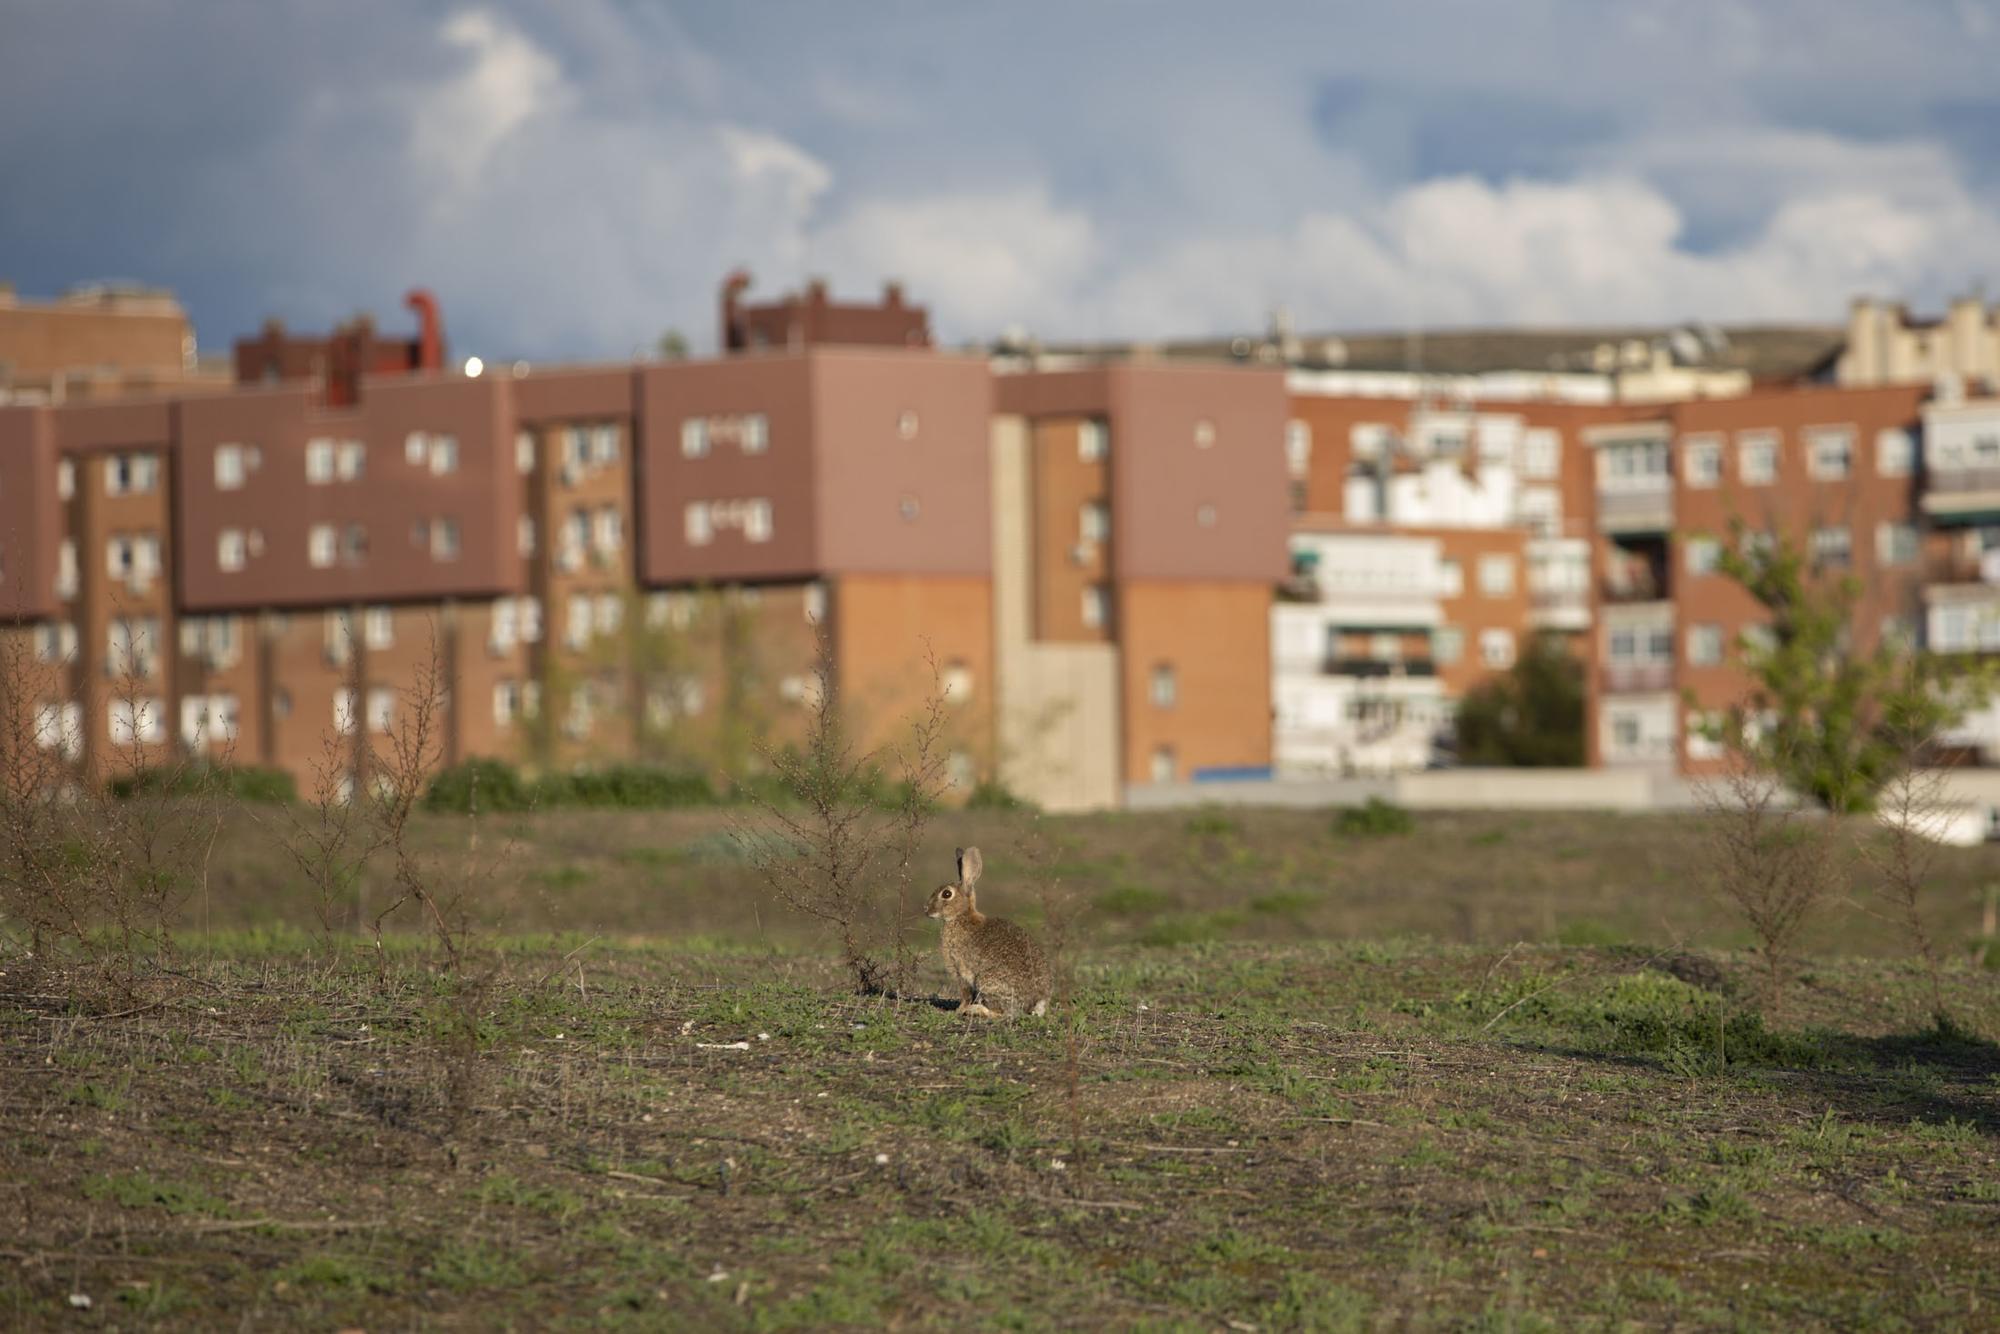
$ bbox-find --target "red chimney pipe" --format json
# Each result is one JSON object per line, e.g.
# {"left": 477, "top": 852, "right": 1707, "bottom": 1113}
{"left": 404, "top": 288, "right": 445, "bottom": 372}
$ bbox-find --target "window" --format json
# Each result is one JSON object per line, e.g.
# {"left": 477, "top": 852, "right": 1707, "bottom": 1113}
{"left": 565, "top": 595, "right": 591, "bottom": 650}
{"left": 1193, "top": 419, "right": 1216, "bottom": 448}
{"left": 942, "top": 661, "right": 974, "bottom": 704}
{"left": 1809, "top": 525, "right": 1851, "bottom": 571}
{"left": 131, "top": 534, "right": 160, "bottom": 586}
{"left": 1078, "top": 420, "right": 1108, "bottom": 462}
{"left": 215, "top": 444, "right": 246, "bottom": 490}
{"left": 427, "top": 435, "right": 458, "bottom": 475}
{"left": 339, "top": 524, "right": 367, "bottom": 565}
{"left": 685, "top": 503, "right": 712, "bottom": 546}
{"left": 1079, "top": 501, "right": 1110, "bottom": 543}
{"left": 1877, "top": 522, "right": 1919, "bottom": 568}
{"left": 1517, "top": 488, "right": 1561, "bottom": 537}
{"left": 804, "top": 583, "right": 827, "bottom": 624}
{"left": 1285, "top": 420, "right": 1312, "bottom": 477}
{"left": 1477, "top": 554, "right": 1516, "bottom": 597}
{"left": 404, "top": 432, "right": 427, "bottom": 466}
{"left": 1522, "top": 428, "right": 1559, "bottom": 480}
{"left": 333, "top": 689, "right": 357, "bottom": 737}
{"left": 35, "top": 622, "right": 76, "bottom": 664}
{"left": 218, "top": 528, "right": 246, "bottom": 572}
{"left": 35, "top": 701, "right": 82, "bottom": 759}
{"left": 181, "top": 615, "right": 239, "bottom": 668}
{"left": 594, "top": 592, "right": 622, "bottom": 635}
{"left": 899, "top": 496, "right": 921, "bottom": 522}
{"left": 363, "top": 606, "right": 393, "bottom": 651}
{"left": 1367, "top": 632, "right": 1401, "bottom": 662}
{"left": 1740, "top": 624, "right": 1776, "bottom": 658}
{"left": 1081, "top": 584, "right": 1108, "bottom": 629}
{"left": 593, "top": 506, "right": 623, "bottom": 552}
{"left": 180, "top": 694, "right": 240, "bottom": 748}
{"left": 1738, "top": 432, "right": 1778, "bottom": 485}
{"left": 1150, "top": 745, "right": 1177, "bottom": 784}
{"left": 56, "top": 540, "right": 77, "bottom": 600}
{"left": 1599, "top": 438, "right": 1668, "bottom": 486}
{"left": 1433, "top": 626, "right": 1463, "bottom": 664}
{"left": 494, "top": 680, "right": 521, "bottom": 726}
{"left": 1195, "top": 503, "right": 1217, "bottom": 528}
{"left": 1877, "top": 428, "right": 1915, "bottom": 478}
{"left": 1807, "top": 427, "right": 1854, "bottom": 481}
{"left": 897, "top": 410, "right": 919, "bottom": 440}
{"left": 105, "top": 452, "right": 158, "bottom": 496}
{"left": 517, "top": 515, "right": 536, "bottom": 557}
{"left": 1684, "top": 536, "right": 1721, "bottom": 577}
{"left": 366, "top": 688, "right": 395, "bottom": 735}
{"left": 309, "top": 524, "right": 336, "bottom": 569}
{"left": 306, "top": 439, "right": 336, "bottom": 484}
{"left": 1479, "top": 628, "right": 1516, "bottom": 669}
{"left": 490, "top": 599, "right": 519, "bottom": 655}
{"left": 57, "top": 460, "right": 74, "bottom": 501}
{"left": 1607, "top": 622, "right": 1674, "bottom": 664}
{"left": 564, "top": 684, "right": 594, "bottom": 740}
{"left": 1688, "top": 623, "right": 1724, "bottom": 666}
{"left": 1150, "top": 663, "right": 1177, "bottom": 708}
{"left": 516, "top": 430, "right": 536, "bottom": 475}
{"left": 1612, "top": 715, "right": 1642, "bottom": 750}
{"left": 744, "top": 499, "right": 773, "bottom": 543}
{"left": 337, "top": 440, "right": 365, "bottom": 481}
{"left": 324, "top": 611, "right": 353, "bottom": 666}
{"left": 1682, "top": 435, "right": 1722, "bottom": 488}
{"left": 430, "top": 518, "right": 459, "bottom": 561}
{"left": 592, "top": 423, "right": 621, "bottom": 464}
{"left": 681, "top": 418, "right": 710, "bottom": 459}
{"left": 105, "top": 534, "right": 133, "bottom": 580}
{"left": 107, "top": 617, "right": 159, "bottom": 679}
{"left": 1438, "top": 559, "right": 1464, "bottom": 597}
{"left": 109, "top": 698, "right": 164, "bottom": 746}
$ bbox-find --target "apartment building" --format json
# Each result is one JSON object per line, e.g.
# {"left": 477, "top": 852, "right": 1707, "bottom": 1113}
{"left": 990, "top": 364, "right": 1287, "bottom": 804}
{"left": 0, "top": 282, "right": 226, "bottom": 405}
{"left": 720, "top": 272, "right": 931, "bottom": 354}
{"left": 1586, "top": 383, "right": 1929, "bottom": 771}
{"left": 1274, "top": 384, "right": 1636, "bottom": 773}
{"left": 0, "top": 311, "right": 1284, "bottom": 809}
{"left": 1838, "top": 296, "right": 2000, "bottom": 390}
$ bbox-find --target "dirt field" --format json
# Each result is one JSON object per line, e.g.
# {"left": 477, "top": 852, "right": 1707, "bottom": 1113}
{"left": 2, "top": 806, "right": 1998, "bottom": 1329}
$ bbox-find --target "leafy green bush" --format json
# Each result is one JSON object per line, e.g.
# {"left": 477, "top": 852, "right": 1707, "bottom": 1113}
{"left": 422, "top": 758, "right": 535, "bottom": 813}
{"left": 424, "top": 759, "right": 712, "bottom": 812}
{"left": 964, "top": 779, "right": 1033, "bottom": 811}
{"left": 108, "top": 763, "right": 296, "bottom": 804}
{"left": 1332, "top": 797, "right": 1414, "bottom": 838}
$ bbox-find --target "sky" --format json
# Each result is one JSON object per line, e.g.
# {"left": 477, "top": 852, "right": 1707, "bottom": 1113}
{"left": 7, "top": 1, "right": 2000, "bottom": 362}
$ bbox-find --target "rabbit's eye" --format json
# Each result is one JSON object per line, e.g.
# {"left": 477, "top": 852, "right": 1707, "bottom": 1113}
{"left": 941, "top": 888, "right": 953, "bottom": 898}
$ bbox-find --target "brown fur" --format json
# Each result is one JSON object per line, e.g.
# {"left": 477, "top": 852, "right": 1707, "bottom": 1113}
{"left": 925, "top": 846, "right": 1051, "bottom": 1018}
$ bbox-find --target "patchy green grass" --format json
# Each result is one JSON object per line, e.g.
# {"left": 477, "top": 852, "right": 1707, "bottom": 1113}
{"left": 3, "top": 936, "right": 1995, "bottom": 1330}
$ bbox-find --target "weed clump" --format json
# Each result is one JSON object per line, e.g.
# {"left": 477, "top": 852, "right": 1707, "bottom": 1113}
{"left": 1333, "top": 798, "right": 1415, "bottom": 838}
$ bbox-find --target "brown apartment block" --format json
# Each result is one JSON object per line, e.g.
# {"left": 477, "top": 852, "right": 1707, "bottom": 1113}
{"left": 1588, "top": 383, "right": 1928, "bottom": 772}
{"left": 995, "top": 365, "right": 1287, "bottom": 800}
{"left": 0, "top": 334, "right": 1280, "bottom": 809}
{"left": 0, "top": 283, "right": 228, "bottom": 405}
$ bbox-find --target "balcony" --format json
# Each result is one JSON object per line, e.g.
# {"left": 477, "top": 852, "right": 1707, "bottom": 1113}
{"left": 1596, "top": 485, "right": 1674, "bottom": 535}
{"left": 1922, "top": 467, "right": 2000, "bottom": 523}
{"left": 1529, "top": 587, "right": 1591, "bottom": 630}
{"left": 1324, "top": 656, "right": 1437, "bottom": 679}
{"left": 1602, "top": 661, "right": 1673, "bottom": 693}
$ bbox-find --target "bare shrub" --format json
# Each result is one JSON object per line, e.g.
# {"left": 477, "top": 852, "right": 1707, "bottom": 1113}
{"left": 0, "top": 627, "right": 228, "bottom": 1000}
{"left": 1857, "top": 720, "right": 1952, "bottom": 1028}
{"left": 1695, "top": 744, "right": 1844, "bottom": 1013}
{"left": 739, "top": 633, "right": 951, "bottom": 996}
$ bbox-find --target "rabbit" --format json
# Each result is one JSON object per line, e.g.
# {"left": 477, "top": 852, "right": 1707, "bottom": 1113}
{"left": 925, "top": 846, "right": 1051, "bottom": 1018}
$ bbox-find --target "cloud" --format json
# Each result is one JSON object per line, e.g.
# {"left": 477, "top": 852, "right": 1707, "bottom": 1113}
{"left": 8, "top": 2, "right": 2000, "bottom": 357}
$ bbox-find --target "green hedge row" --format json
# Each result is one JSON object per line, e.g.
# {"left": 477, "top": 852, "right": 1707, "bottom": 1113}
{"left": 107, "top": 763, "right": 298, "bottom": 804}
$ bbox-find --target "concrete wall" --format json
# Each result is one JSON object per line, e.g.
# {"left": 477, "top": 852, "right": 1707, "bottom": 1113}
{"left": 990, "top": 416, "right": 1121, "bottom": 811}
{"left": 1125, "top": 766, "right": 1705, "bottom": 811}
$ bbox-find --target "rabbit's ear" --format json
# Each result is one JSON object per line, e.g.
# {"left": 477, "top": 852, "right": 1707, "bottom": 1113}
{"left": 958, "top": 846, "right": 983, "bottom": 889}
